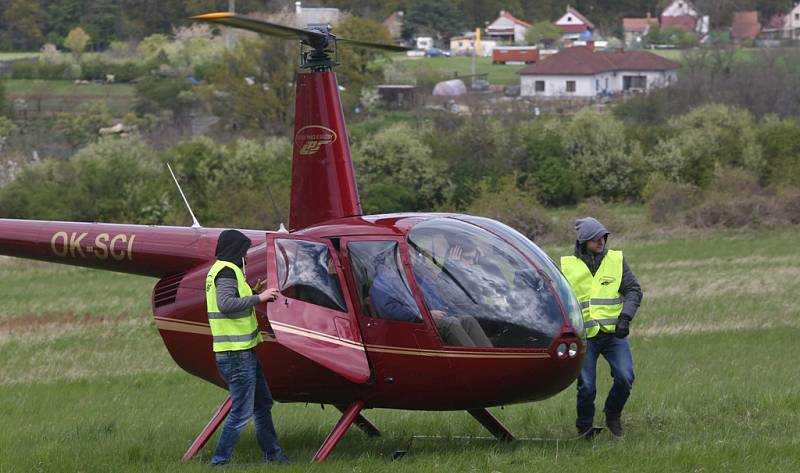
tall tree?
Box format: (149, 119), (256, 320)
(401, 0), (465, 40)
(1, 0), (46, 50)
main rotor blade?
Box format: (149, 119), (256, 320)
(193, 12), (409, 52)
(338, 37), (410, 52)
(192, 12), (327, 45)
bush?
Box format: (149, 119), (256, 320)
(354, 122), (452, 213)
(643, 175), (703, 224)
(756, 116), (800, 188)
(683, 168), (778, 229)
(561, 108), (646, 200)
(646, 104), (763, 188)
(467, 175), (552, 242)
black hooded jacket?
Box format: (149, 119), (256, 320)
(213, 230), (261, 314)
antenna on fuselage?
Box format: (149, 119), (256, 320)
(166, 163), (202, 228)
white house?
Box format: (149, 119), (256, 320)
(486, 10), (531, 44)
(294, 1), (341, 26)
(519, 46), (679, 98)
(660, 0), (699, 33)
(786, 3), (800, 39)
(555, 6), (594, 41)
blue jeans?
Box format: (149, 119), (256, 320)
(576, 332), (635, 428)
(211, 349), (284, 465)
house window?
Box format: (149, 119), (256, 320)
(595, 79), (599, 91)
(795, 13), (799, 20)
(535, 80), (545, 92)
(623, 75), (647, 90)
(566, 80), (576, 92)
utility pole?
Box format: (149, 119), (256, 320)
(226, 0), (236, 49)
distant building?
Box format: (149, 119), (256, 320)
(786, 3), (800, 40)
(519, 46), (679, 98)
(555, 6), (595, 41)
(383, 11), (404, 42)
(486, 10), (532, 44)
(731, 11), (761, 43)
(415, 36), (433, 50)
(294, 1), (341, 27)
(660, 0), (698, 33)
(450, 33), (476, 55)
(623, 13), (658, 46)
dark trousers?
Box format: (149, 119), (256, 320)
(576, 332), (635, 428)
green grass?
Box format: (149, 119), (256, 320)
(3, 79), (135, 115)
(387, 55), (526, 86)
(0, 52), (39, 61)
(1, 227), (799, 471)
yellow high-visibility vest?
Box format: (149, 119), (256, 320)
(560, 250), (624, 339)
(206, 260), (262, 352)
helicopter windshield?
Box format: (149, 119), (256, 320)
(407, 218), (581, 349)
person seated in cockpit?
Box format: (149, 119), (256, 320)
(410, 247), (492, 347)
(368, 255), (423, 323)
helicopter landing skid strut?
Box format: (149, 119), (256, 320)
(314, 400), (367, 462)
(467, 408), (516, 441)
(181, 395), (232, 463)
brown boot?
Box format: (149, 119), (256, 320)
(605, 412), (624, 438)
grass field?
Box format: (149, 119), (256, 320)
(3, 79), (135, 115)
(1, 228), (799, 472)
(0, 52), (39, 61)
(387, 55), (526, 86)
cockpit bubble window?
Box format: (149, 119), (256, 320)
(347, 241), (423, 323)
(275, 239), (346, 312)
(461, 216), (585, 339)
(408, 218), (567, 348)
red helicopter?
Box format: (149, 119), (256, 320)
(0, 13), (586, 463)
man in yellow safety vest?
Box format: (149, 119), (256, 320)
(561, 217), (642, 438)
(206, 229), (290, 466)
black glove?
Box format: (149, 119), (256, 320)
(615, 315), (632, 339)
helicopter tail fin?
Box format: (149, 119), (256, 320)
(288, 71), (362, 230)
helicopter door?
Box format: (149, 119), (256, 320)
(264, 234), (371, 384)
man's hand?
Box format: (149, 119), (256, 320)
(615, 314), (632, 339)
(447, 246), (463, 261)
(430, 310), (446, 320)
(257, 288), (280, 303)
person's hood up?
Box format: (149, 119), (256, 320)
(575, 217), (609, 244)
(215, 230), (252, 266)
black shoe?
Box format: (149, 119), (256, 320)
(577, 425), (600, 440)
(605, 413), (624, 438)
(263, 452), (292, 465)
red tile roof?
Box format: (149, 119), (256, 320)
(731, 11), (761, 40)
(519, 46), (680, 75)
(660, 15), (696, 32)
(623, 17), (659, 33)
(500, 11), (532, 28)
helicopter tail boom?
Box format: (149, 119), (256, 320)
(0, 219), (266, 278)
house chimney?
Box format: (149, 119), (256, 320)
(587, 40), (595, 51)
(295, 1), (302, 14)
(646, 11), (651, 19)
(617, 47), (625, 53)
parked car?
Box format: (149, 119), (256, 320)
(471, 79), (490, 91)
(425, 47), (452, 57)
(503, 85), (521, 97)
